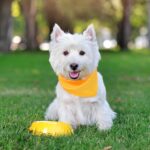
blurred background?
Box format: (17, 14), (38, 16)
(0, 0), (150, 52)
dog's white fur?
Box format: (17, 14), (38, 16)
(45, 24), (116, 130)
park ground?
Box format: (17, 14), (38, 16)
(0, 51), (150, 150)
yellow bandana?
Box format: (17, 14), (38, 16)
(58, 70), (98, 97)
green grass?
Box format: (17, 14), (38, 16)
(0, 51), (150, 150)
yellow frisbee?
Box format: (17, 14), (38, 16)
(29, 121), (73, 137)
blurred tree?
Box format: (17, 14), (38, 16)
(44, 0), (120, 38)
(117, 0), (132, 50)
(44, 0), (73, 38)
(0, 0), (13, 52)
(20, 0), (38, 50)
(59, 0), (119, 28)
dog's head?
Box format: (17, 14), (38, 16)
(49, 24), (101, 80)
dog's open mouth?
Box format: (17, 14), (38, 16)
(69, 71), (80, 79)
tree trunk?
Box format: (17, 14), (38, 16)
(0, 0), (12, 52)
(21, 0), (38, 50)
(117, 0), (132, 50)
(44, 0), (73, 40)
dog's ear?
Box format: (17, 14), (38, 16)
(83, 24), (96, 41)
(51, 24), (64, 42)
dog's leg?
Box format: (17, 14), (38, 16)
(58, 103), (78, 129)
(96, 100), (116, 130)
(45, 98), (58, 120)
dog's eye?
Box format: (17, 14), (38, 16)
(63, 50), (69, 56)
(79, 50), (85, 56)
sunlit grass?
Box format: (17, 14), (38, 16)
(0, 51), (150, 149)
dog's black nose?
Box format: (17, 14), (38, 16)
(70, 63), (78, 71)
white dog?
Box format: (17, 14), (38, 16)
(45, 24), (116, 130)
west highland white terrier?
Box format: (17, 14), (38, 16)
(45, 24), (116, 130)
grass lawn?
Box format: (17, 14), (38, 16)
(0, 51), (150, 150)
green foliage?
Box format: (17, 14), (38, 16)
(0, 51), (150, 149)
(131, 3), (147, 27)
(130, 0), (147, 39)
(12, 16), (25, 36)
(11, 0), (21, 17)
(11, 0), (25, 36)
(74, 19), (101, 33)
(36, 0), (49, 41)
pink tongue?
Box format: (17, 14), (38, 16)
(69, 72), (79, 79)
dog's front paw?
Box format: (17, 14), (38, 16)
(97, 120), (113, 131)
(45, 111), (57, 120)
(58, 118), (78, 130)
(45, 102), (58, 120)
